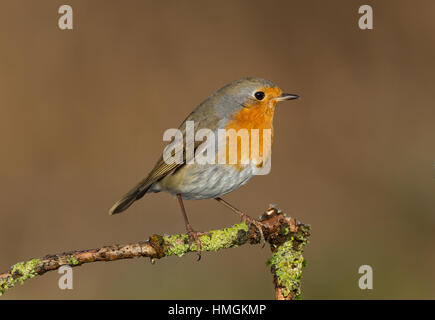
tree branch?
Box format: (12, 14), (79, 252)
(0, 206), (310, 299)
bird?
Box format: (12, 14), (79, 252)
(109, 77), (299, 259)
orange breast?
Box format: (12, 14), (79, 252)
(222, 101), (276, 169)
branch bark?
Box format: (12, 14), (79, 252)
(0, 206), (310, 299)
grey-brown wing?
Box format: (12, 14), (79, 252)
(109, 151), (182, 215)
(109, 99), (221, 215)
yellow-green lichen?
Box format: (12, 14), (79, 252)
(67, 255), (79, 266)
(163, 223), (249, 257)
(267, 240), (306, 298)
(0, 258), (42, 296)
(163, 234), (190, 257)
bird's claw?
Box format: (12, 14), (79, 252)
(240, 214), (266, 247)
(186, 226), (207, 261)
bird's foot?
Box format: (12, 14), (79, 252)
(240, 214), (267, 247)
(185, 225), (208, 261)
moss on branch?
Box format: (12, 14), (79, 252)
(0, 206), (310, 299)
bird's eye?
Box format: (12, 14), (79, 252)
(254, 91), (265, 100)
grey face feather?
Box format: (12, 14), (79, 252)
(198, 77), (277, 121)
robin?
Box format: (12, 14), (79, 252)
(109, 77), (299, 259)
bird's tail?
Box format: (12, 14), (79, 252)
(109, 180), (152, 215)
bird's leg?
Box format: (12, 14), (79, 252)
(215, 197), (266, 247)
(176, 194), (206, 260)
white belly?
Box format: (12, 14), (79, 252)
(151, 163), (257, 200)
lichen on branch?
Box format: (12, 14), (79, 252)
(0, 206), (310, 299)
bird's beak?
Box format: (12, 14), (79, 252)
(275, 93), (299, 102)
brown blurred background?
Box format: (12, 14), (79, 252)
(1, 0), (434, 299)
